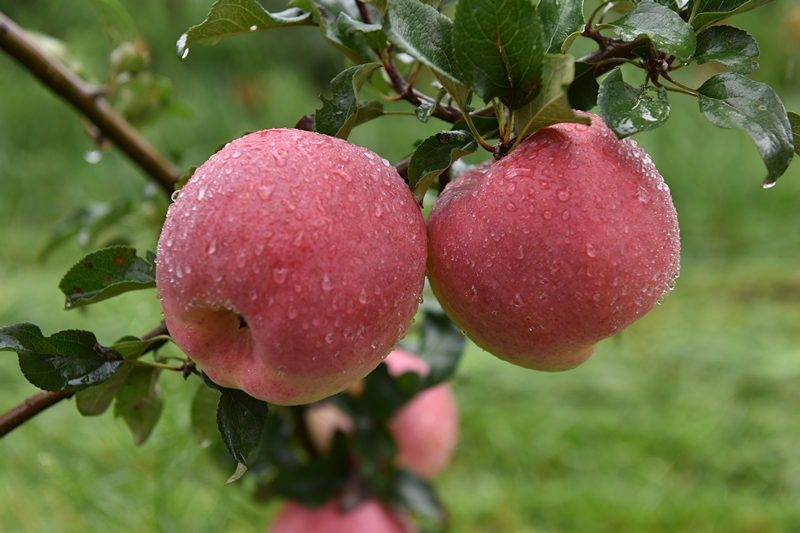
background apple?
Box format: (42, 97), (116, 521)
(156, 129), (428, 405)
(306, 349), (459, 479)
(267, 497), (416, 533)
(426, 115), (681, 371)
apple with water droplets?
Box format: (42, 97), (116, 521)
(156, 129), (427, 405)
(426, 114), (680, 371)
(267, 497), (416, 533)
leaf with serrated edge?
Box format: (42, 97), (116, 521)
(694, 25), (759, 74)
(690, 0), (772, 30)
(605, 0), (696, 60)
(539, 0), (584, 54)
(598, 69), (670, 138)
(515, 54), (590, 140)
(409, 131), (477, 202)
(697, 72), (793, 186)
(316, 63), (382, 139)
(789, 112), (800, 156)
(59, 246), (155, 309)
(452, 0), (544, 109)
(1, 323), (126, 392)
(384, 0), (465, 90)
(110, 335), (170, 360)
(177, 0), (312, 57)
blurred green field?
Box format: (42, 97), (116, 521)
(2, 1), (800, 532)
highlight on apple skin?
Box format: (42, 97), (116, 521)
(267, 497), (417, 533)
(426, 114), (681, 371)
(306, 349), (459, 479)
(155, 128), (427, 405)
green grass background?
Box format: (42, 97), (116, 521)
(2, 1), (800, 531)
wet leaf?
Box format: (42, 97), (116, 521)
(697, 72), (794, 186)
(690, 0), (772, 30)
(1, 323), (126, 393)
(789, 112), (800, 156)
(75, 362), (134, 416)
(539, 0), (584, 54)
(598, 69), (670, 138)
(605, 0), (696, 60)
(177, 0), (313, 58)
(59, 246), (156, 309)
(316, 63), (382, 139)
(408, 130), (477, 202)
(217, 386), (270, 467)
(694, 25), (759, 74)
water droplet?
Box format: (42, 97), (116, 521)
(197, 186), (207, 200)
(177, 33), (189, 59)
(586, 243), (597, 257)
(561, 210), (570, 221)
(504, 201), (517, 212)
(358, 288), (368, 304)
(512, 293), (524, 307)
(542, 211), (553, 220)
(321, 273), (333, 292)
(84, 150), (102, 164)
(557, 189), (570, 202)
(231, 150), (242, 159)
(258, 183), (275, 200)
(170, 189), (181, 202)
(272, 268), (288, 284)
(758, 104), (767, 111)
(325, 332), (334, 344)
(516, 245), (525, 259)
(287, 306), (298, 319)
(249, 24), (258, 31)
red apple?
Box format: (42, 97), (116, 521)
(426, 115), (680, 371)
(156, 129), (427, 405)
(306, 349), (459, 479)
(267, 498), (416, 533)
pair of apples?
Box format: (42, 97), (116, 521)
(155, 116), (680, 406)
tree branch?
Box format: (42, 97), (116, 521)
(0, 321), (170, 438)
(0, 11), (182, 195)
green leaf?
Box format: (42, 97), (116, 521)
(114, 366), (163, 445)
(408, 130), (477, 202)
(191, 383), (222, 447)
(90, 0), (137, 48)
(567, 61), (599, 111)
(109, 334), (169, 360)
(217, 386), (270, 467)
(316, 63), (382, 139)
(690, 0), (773, 30)
(414, 309), (466, 388)
(514, 54), (591, 140)
(1, 323), (126, 393)
(75, 362), (134, 416)
(598, 69), (670, 138)
(177, 0), (313, 58)
(789, 112), (800, 156)
(694, 25), (759, 74)
(59, 246), (156, 309)
(452, 0), (544, 109)
(384, 0), (466, 95)
(539, 0), (584, 54)
(606, 0), (696, 60)
(697, 72), (794, 187)
(292, 0), (383, 62)
(387, 469), (445, 523)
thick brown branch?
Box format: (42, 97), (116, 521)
(0, 321), (170, 438)
(0, 12), (181, 195)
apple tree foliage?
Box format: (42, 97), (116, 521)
(1, 0), (799, 530)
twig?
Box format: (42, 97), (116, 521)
(0, 12), (182, 195)
(0, 321), (170, 438)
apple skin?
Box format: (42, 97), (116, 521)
(306, 349), (459, 479)
(156, 129), (427, 405)
(268, 498), (416, 533)
(426, 115), (680, 371)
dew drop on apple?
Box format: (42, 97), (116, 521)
(557, 189), (570, 202)
(321, 273), (333, 292)
(272, 267), (288, 284)
(586, 243), (597, 257)
(542, 210), (553, 220)
(324, 332), (334, 344)
(287, 306), (298, 319)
